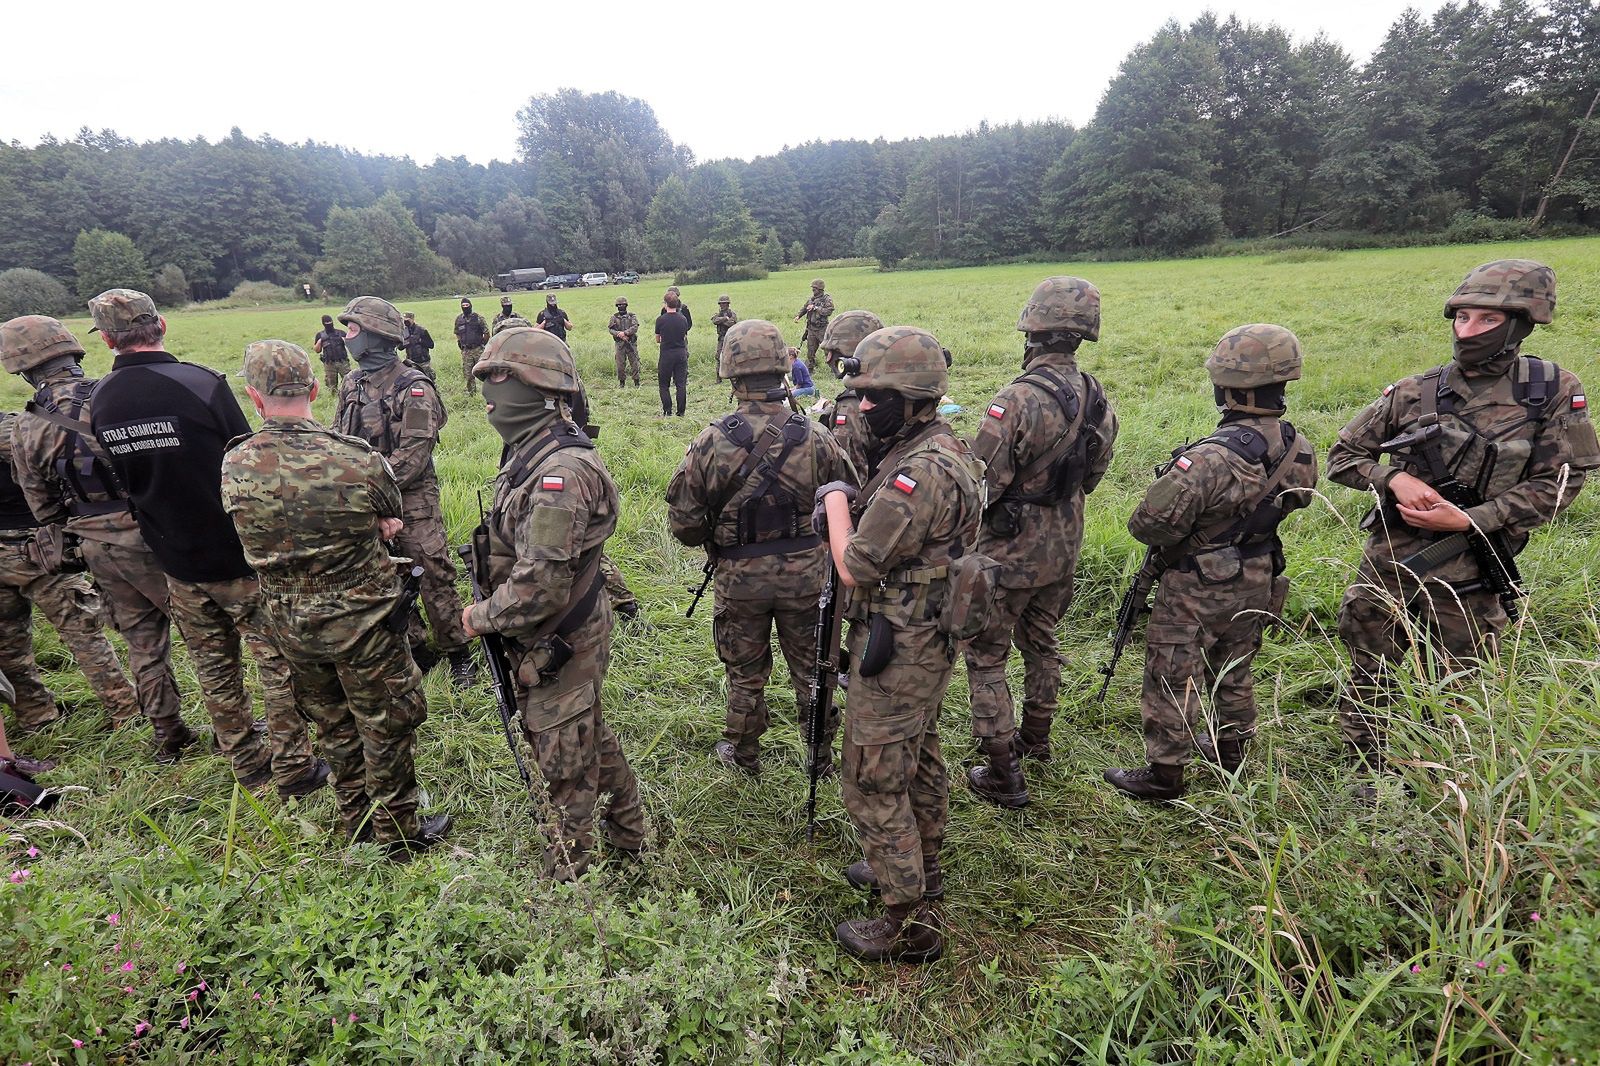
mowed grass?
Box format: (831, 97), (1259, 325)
(4, 239), (1600, 1063)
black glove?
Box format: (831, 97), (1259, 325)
(811, 481), (857, 537)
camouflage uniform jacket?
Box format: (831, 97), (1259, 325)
(666, 400), (855, 602)
(221, 416), (403, 654)
(1328, 355), (1598, 580)
(843, 421), (983, 626)
(971, 353), (1118, 589)
(802, 293), (835, 335)
(455, 311), (489, 350)
(492, 310), (520, 333)
(11, 368), (144, 548)
(823, 388), (870, 479)
(334, 358), (445, 518)
(608, 312), (640, 344)
(711, 307), (739, 338)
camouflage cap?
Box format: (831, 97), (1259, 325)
(615, 296), (628, 307)
(1, 315), (86, 374)
(819, 309), (883, 361)
(491, 315), (533, 335)
(717, 295), (731, 304)
(338, 296), (405, 342)
(811, 278), (825, 290)
(87, 288), (159, 335)
(473, 326), (577, 392)
(1444, 259), (1555, 324)
(1017, 276), (1100, 340)
(242, 340), (316, 397)
(845, 326), (948, 400)
(546, 293), (558, 303)
(1205, 324), (1303, 388)
(501, 295), (513, 304)
(403, 311), (416, 320)
(719, 319), (789, 378)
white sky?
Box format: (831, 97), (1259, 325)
(3, 0), (1440, 166)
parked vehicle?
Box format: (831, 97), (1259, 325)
(581, 272), (610, 286)
(613, 271), (640, 284)
(493, 267), (547, 291)
(540, 273), (583, 289)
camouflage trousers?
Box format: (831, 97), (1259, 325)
(80, 538), (185, 733)
(712, 589), (819, 760)
(803, 329), (825, 368)
(0, 537), (139, 729)
(841, 616), (953, 909)
(396, 500), (469, 656)
(1336, 545), (1506, 757)
(514, 605), (645, 880)
(166, 574), (316, 787)
(461, 346), (484, 395)
(600, 554), (637, 615)
(963, 572), (1075, 743)
(613, 342), (640, 385)
(1139, 558), (1285, 767)
(323, 359), (350, 393)
(262, 595), (424, 843)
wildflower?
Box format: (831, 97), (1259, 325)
(1497, 965), (1507, 974)
(176, 962), (186, 974)
(179, 1018), (190, 1030)
(95, 1027), (103, 1036)
(9, 869), (30, 883)
(122, 986), (133, 994)
(72, 1038), (83, 1048)
(121, 961), (135, 972)
(197, 980), (207, 992)
(134, 1021), (150, 1037)
(186, 990), (198, 1001)
(26, 846), (39, 858)
(1411, 964), (1421, 974)
(60, 964), (72, 972)
(251, 992), (261, 1001)
(107, 913), (120, 926)
(1531, 911), (1542, 922)
(1474, 960), (1487, 969)
(348, 1012), (358, 1023)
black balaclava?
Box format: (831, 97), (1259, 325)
(1022, 330), (1082, 370)
(1214, 383), (1287, 422)
(23, 355), (84, 388)
(346, 328), (399, 372)
(1452, 314), (1534, 377)
(862, 391), (937, 471)
(321, 314), (335, 332)
(732, 372), (787, 403)
(461, 300), (473, 314)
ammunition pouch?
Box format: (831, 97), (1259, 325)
(938, 552), (1002, 641)
(25, 524), (86, 575)
(859, 612), (896, 678)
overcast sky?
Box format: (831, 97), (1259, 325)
(4, 0), (1441, 166)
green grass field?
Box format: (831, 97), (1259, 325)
(5, 240), (1600, 1064)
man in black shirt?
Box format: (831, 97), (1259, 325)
(313, 314), (350, 392)
(536, 294), (573, 341)
(399, 312), (436, 381)
(655, 293), (691, 417)
(88, 289), (327, 797)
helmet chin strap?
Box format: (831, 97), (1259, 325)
(1214, 385), (1286, 416)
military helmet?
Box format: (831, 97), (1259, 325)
(491, 315), (533, 335)
(811, 278), (825, 291)
(615, 296), (628, 307)
(1444, 259), (1555, 324)
(845, 326), (948, 400)
(337, 296), (405, 343)
(1205, 324), (1303, 387)
(473, 326), (577, 393)
(819, 309), (883, 360)
(0, 315), (86, 374)
(1016, 276), (1100, 341)
(719, 319), (789, 378)
(717, 295), (731, 305)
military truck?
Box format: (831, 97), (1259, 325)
(493, 267), (548, 292)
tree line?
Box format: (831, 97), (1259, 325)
(1, 0), (1595, 308)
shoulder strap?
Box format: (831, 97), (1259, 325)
(997, 368), (1089, 502)
(707, 412), (800, 523)
(1188, 423), (1302, 551)
(1202, 423), (1272, 466)
(1513, 356), (1560, 421)
(492, 424), (596, 527)
(1418, 365), (1448, 421)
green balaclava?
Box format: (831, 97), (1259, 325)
(482, 374), (561, 445)
(1452, 314), (1534, 377)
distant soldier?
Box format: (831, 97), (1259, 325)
(793, 278), (835, 369)
(223, 340), (450, 854)
(608, 297), (640, 387)
(964, 278), (1118, 808)
(1105, 324), (1317, 801)
(313, 314), (350, 392)
(815, 310), (882, 477)
(1329, 260), (1598, 793)
(663, 286), (693, 331)
(399, 312), (436, 382)
(4, 315), (193, 760)
(815, 326), (983, 964)
(86, 289), (326, 796)
(710, 296), (738, 364)
(462, 326), (646, 879)
(492, 296), (518, 333)
(667, 320), (855, 775)
(453, 297), (490, 397)
(536, 293), (573, 342)
(335, 296), (476, 688)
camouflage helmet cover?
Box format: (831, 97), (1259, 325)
(845, 326), (949, 400)
(337, 295), (405, 342)
(1205, 323), (1303, 387)
(1443, 259), (1555, 324)
(717, 294), (731, 304)
(719, 319), (789, 378)
(1016, 276), (1100, 340)
(473, 326), (578, 393)
(0, 314), (86, 373)
(242, 339), (315, 396)
(811, 278), (825, 290)
(819, 309), (884, 360)
(491, 315), (533, 335)
(615, 296), (628, 307)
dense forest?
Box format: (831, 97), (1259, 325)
(1, 0), (1596, 304)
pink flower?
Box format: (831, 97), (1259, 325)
(347, 1012), (357, 1023)
(120, 961), (135, 972)
(133, 1021), (150, 1037)
(122, 986), (134, 994)
(330, 1018), (337, 1030)
(60, 963), (72, 972)
(1474, 960), (1487, 969)
(1411, 964), (1421, 974)
(197, 980), (207, 992)
(1497, 965), (1507, 974)
(175, 962), (186, 974)
(26, 846), (39, 858)
(1531, 911), (1542, 922)
(106, 913), (120, 926)
(8, 869), (30, 883)
(71, 1039), (83, 1049)
(186, 990), (198, 1001)
(251, 992), (261, 1001)
(179, 1018), (190, 1030)
(95, 1027), (103, 1036)
(113, 942), (120, 953)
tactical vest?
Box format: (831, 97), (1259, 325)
(335, 366), (439, 455)
(984, 367), (1107, 535)
(26, 380), (132, 518)
(1401, 357), (1560, 504)
(457, 314), (487, 347)
(319, 330), (348, 361)
(709, 410), (820, 559)
(541, 310), (568, 339)
(402, 326), (430, 363)
(1170, 421), (1310, 569)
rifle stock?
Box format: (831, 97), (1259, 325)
(805, 562), (845, 841)
(685, 554), (717, 617)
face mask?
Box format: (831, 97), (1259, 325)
(863, 396), (908, 440)
(1452, 316), (1531, 371)
(346, 329), (397, 372)
(23, 355), (84, 387)
(461, 302), (472, 314)
(482, 374), (558, 445)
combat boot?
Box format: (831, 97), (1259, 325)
(278, 758), (332, 800)
(152, 720), (198, 765)
(386, 813), (452, 862)
(447, 648), (478, 689)
(410, 642), (441, 676)
(1016, 712), (1053, 762)
(843, 855), (945, 901)
(836, 901), (944, 964)
(713, 740), (761, 776)
(966, 735), (1031, 809)
(1194, 731), (1247, 775)
(1103, 762), (1185, 802)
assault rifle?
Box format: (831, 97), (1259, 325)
(1095, 546), (1165, 703)
(805, 561), (845, 840)
(456, 495), (534, 790)
(382, 555), (426, 635)
(1380, 421), (1525, 621)
(685, 553), (717, 618)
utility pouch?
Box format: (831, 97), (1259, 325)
(383, 562), (425, 634)
(533, 634), (575, 687)
(1191, 546), (1244, 585)
(859, 613), (896, 678)
(26, 524), (86, 575)
(939, 553), (1002, 641)
(983, 498), (1022, 538)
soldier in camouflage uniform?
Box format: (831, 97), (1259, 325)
(454, 298), (490, 397)
(313, 314), (351, 392)
(666, 320), (855, 775)
(608, 297), (640, 387)
(965, 279), (1118, 807)
(223, 340), (450, 852)
(815, 326), (983, 964)
(816, 310), (882, 478)
(710, 296), (738, 365)
(3, 315), (195, 760)
(1329, 260), (1598, 788)
(335, 296), (476, 688)
(462, 326), (645, 879)
(793, 279), (835, 369)
(1105, 324), (1319, 801)
(492, 296), (518, 333)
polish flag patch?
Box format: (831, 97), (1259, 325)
(892, 473), (918, 495)
(835, 413), (848, 425)
(1573, 394), (1587, 410)
(987, 402), (1007, 419)
(1175, 456), (1194, 472)
(1383, 383), (1395, 397)
(410, 386), (427, 396)
(540, 475), (565, 491)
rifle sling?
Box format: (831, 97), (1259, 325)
(1173, 429), (1301, 560)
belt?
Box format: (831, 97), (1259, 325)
(259, 568), (388, 595)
